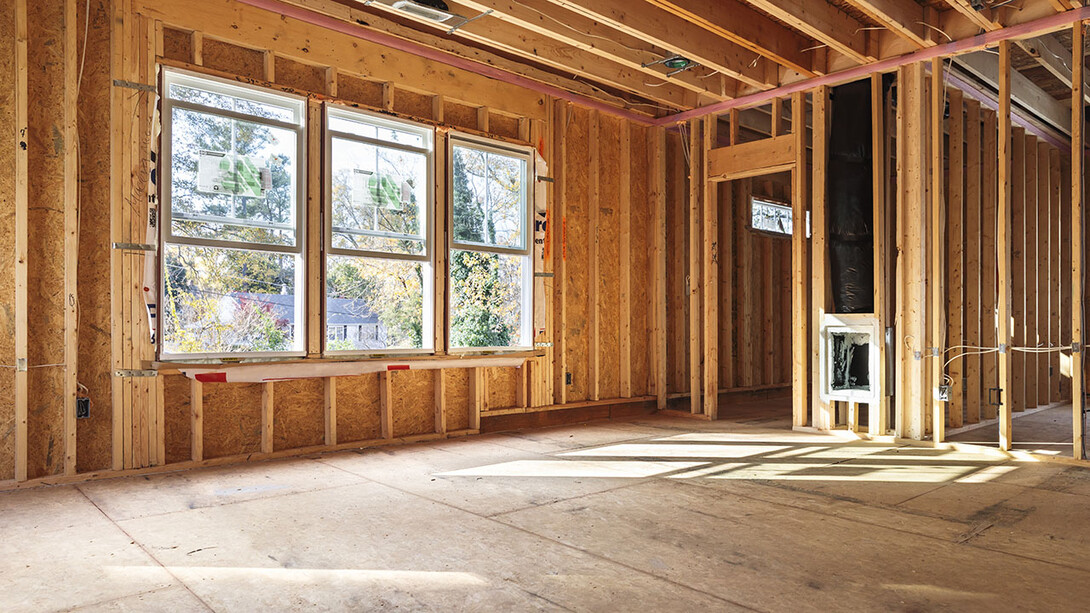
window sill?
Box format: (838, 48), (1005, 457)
(153, 349), (544, 374)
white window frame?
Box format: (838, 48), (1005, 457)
(324, 104), (435, 356)
(446, 132), (534, 352)
(160, 68), (308, 360)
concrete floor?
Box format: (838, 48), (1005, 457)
(947, 404), (1078, 457)
(4, 399), (1090, 612)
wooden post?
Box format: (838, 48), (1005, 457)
(931, 59), (946, 445)
(325, 377), (337, 445)
(468, 368), (482, 431)
(997, 40), (1014, 451)
(946, 88), (965, 430)
(1037, 140), (1051, 407)
(651, 127), (668, 410)
(433, 370), (446, 434)
(1050, 147), (1063, 403)
(688, 118), (703, 414)
(190, 379), (203, 462)
(589, 112), (600, 402)
(791, 91), (809, 427)
(379, 371), (392, 439)
(812, 86), (833, 430)
(871, 74), (890, 436)
(553, 102), (568, 406)
(619, 123), (633, 399)
(1012, 130), (1027, 415)
(1024, 133), (1037, 411)
(981, 109), (999, 421)
(62, 0), (78, 476)
(703, 116), (719, 419)
(12, 0), (29, 482)
(1072, 21), (1085, 460)
(964, 100), (983, 424)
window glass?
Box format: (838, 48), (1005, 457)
(751, 198), (793, 236)
(163, 244), (299, 354)
(449, 250), (527, 348)
(451, 144), (527, 250)
(329, 136), (427, 255)
(326, 255), (427, 351)
(328, 114), (426, 148)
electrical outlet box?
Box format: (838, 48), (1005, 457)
(565, 372), (573, 385)
(937, 385), (951, 402)
(76, 397), (91, 419)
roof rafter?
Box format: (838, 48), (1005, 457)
(839, 0), (932, 48)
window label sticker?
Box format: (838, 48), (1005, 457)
(197, 150), (270, 199)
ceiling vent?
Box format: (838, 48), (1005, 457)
(391, 0), (458, 23)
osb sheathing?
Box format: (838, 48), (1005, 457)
(597, 115), (621, 401)
(202, 382), (262, 459)
(273, 378), (324, 451)
(335, 374), (382, 443)
(26, 0), (70, 479)
(486, 367), (517, 410)
(393, 88), (433, 121)
(162, 374), (191, 464)
(76, 0), (114, 473)
(630, 124), (652, 396)
(390, 369), (435, 437)
(665, 131), (690, 394)
(275, 57), (327, 96)
(443, 101), (478, 132)
(202, 38), (263, 80)
(443, 369), (471, 431)
(0, 0), (17, 480)
(336, 73), (385, 109)
(564, 105), (590, 402)
(161, 26), (192, 63)
(489, 113), (520, 141)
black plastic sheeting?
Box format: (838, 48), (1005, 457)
(827, 78), (890, 313)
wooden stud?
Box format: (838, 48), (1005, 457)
(1050, 147), (1063, 402)
(1072, 20), (1085, 460)
(13, 0), (28, 481)
(619, 123), (632, 398)
(703, 116), (719, 418)
(964, 99), (983, 424)
(589, 111), (600, 402)
(1011, 130), (1027, 415)
(379, 371), (392, 439)
(1025, 133), (1038, 410)
(382, 82), (394, 111)
(263, 50), (275, 81)
(307, 99), (323, 357)
(325, 66), (337, 97)
(651, 127), (668, 410)
(433, 370), (446, 434)
(931, 59), (946, 445)
(997, 40), (1014, 451)
(981, 109), (999, 421)
(812, 86), (833, 430)
(554, 102), (567, 406)
(477, 106), (489, 133)
(1037, 140), (1051, 407)
(324, 377), (337, 445)
(871, 74), (890, 435)
(261, 382), (274, 454)
(719, 132), (734, 392)
(433, 130), (447, 355)
(791, 91), (809, 427)
(515, 364), (528, 409)
(468, 368), (482, 430)
(191, 30), (203, 65)
(190, 379), (203, 462)
(946, 88), (965, 429)
(688, 118), (703, 414)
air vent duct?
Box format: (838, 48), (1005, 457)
(392, 0), (457, 23)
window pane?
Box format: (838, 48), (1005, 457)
(163, 244), (300, 354)
(167, 82), (300, 124)
(449, 250), (526, 348)
(169, 107), (299, 246)
(451, 144), (526, 250)
(330, 136), (426, 255)
(751, 199), (793, 235)
(328, 114), (426, 148)
(326, 255), (427, 351)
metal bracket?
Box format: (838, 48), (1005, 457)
(988, 387), (1003, 407)
(536, 176), (555, 183)
(114, 369), (158, 378)
(928, 347), (941, 357)
(535, 342), (554, 348)
(913, 350), (922, 360)
(998, 343), (1008, 354)
(447, 9), (492, 34)
(112, 242), (157, 252)
(534, 272), (554, 278)
(1074, 342), (1082, 354)
(112, 79), (157, 93)
(15, 358), (27, 372)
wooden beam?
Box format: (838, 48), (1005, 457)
(324, 377), (337, 445)
(63, 0), (78, 476)
(619, 125), (632, 399)
(468, 368), (482, 430)
(931, 58), (946, 445)
(952, 51), (1070, 138)
(190, 379), (203, 462)
(261, 382), (274, 453)
(981, 109), (999, 421)
(1038, 140), (1052, 407)
(651, 127), (668, 410)
(707, 135), (796, 181)
(642, 0), (815, 76)
(965, 99), (983, 424)
(543, 0), (778, 89)
(872, 74), (890, 435)
(1012, 129), (1027, 414)
(791, 91), (809, 427)
(1073, 20), (1085, 460)
(553, 102), (568, 405)
(12, 0), (28, 482)
(589, 112), (600, 402)
(745, 0), (873, 65)
(842, 0), (931, 48)
(1050, 147), (1063, 403)
(433, 370), (446, 434)
(703, 116), (719, 419)
(1020, 35), (1090, 105)
(688, 118), (703, 414)
(1023, 133), (1038, 410)
(379, 371), (392, 439)
(946, 88), (965, 429)
(812, 86), (833, 431)
(997, 40), (1014, 451)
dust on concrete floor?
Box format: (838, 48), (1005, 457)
(947, 403), (1078, 457)
(3, 402), (1090, 612)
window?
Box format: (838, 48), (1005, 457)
(750, 196), (809, 238)
(161, 69), (307, 358)
(447, 134), (533, 350)
(325, 106), (434, 354)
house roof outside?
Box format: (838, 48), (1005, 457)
(232, 292), (380, 326)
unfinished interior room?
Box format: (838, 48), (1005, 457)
(6, 0), (1090, 610)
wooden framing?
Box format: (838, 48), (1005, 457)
(1024, 133), (1037, 411)
(871, 73), (890, 436)
(12, 0), (29, 482)
(651, 127), (668, 410)
(1012, 129), (1027, 415)
(964, 99), (983, 424)
(1073, 21), (1085, 461)
(931, 58), (946, 445)
(997, 40), (1014, 451)
(811, 86), (833, 431)
(791, 91), (809, 428)
(688, 118), (703, 415)
(707, 135), (795, 181)
(946, 88), (965, 430)
(702, 116), (719, 418)
(1037, 140), (1051, 407)
(981, 109), (999, 421)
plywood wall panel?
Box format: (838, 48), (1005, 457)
(335, 374), (382, 443)
(163, 374), (191, 465)
(273, 378), (324, 451)
(201, 38), (263, 80)
(393, 88), (434, 121)
(336, 73), (384, 108)
(161, 26), (192, 63)
(664, 131), (689, 394)
(202, 382), (262, 459)
(489, 113), (520, 141)
(390, 369), (435, 438)
(630, 124), (652, 397)
(274, 56), (326, 94)
(444, 101), (479, 132)
(443, 369), (472, 431)
(597, 115), (621, 401)
(564, 106), (590, 402)
(485, 367), (517, 410)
